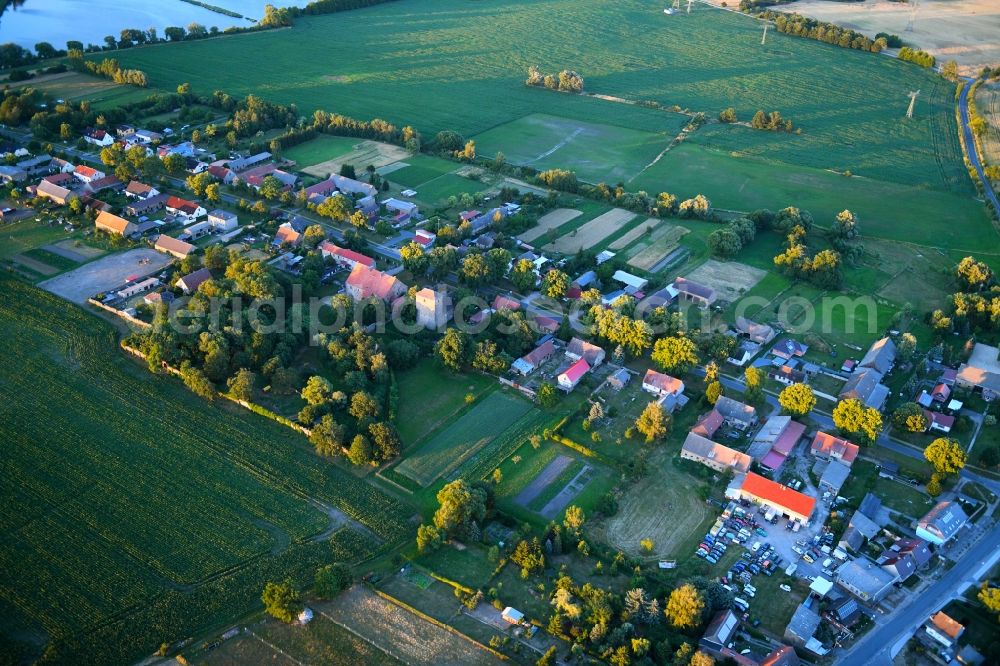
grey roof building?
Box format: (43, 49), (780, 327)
(819, 460), (852, 494)
(784, 602), (821, 646)
(840, 368), (889, 410)
(835, 558), (897, 603)
(916, 501), (969, 545)
(858, 336), (896, 374)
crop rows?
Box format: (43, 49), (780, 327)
(0, 279), (411, 662)
(457, 408), (557, 483)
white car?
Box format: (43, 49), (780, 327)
(779, 584), (792, 592)
(751, 541), (762, 552)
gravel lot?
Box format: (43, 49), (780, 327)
(39, 249), (172, 304)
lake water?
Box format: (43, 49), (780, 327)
(0, 0), (300, 51)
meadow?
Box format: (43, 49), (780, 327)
(108, 0), (993, 244)
(0, 279), (409, 664)
(283, 134), (362, 168)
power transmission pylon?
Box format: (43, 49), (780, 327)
(686, 0), (693, 14)
(761, 22), (770, 45)
(906, 90), (920, 118)
(672, 0), (680, 10)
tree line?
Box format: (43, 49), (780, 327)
(745, 7), (888, 54)
(526, 66), (585, 93)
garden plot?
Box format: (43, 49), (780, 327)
(683, 259), (767, 302)
(301, 140), (410, 178)
(609, 218), (659, 250)
(544, 208), (635, 254)
(519, 208), (582, 243)
(514, 455), (574, 507)
(625, 224), (691, 272)
(539, 464), (594, 519)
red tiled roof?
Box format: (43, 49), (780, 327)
(771, 419), (806, 455)
(811, 431), (860, 463)
(643, 369), (683, 394)
(739, 472), (816, 518)
(929, 612), (964, 639)
(321, 242), (375, 268)
(560, 358), (590, 384)
(692, 409), (725, 438)
(493, 295), (520, 311)
(345, 264), (404, 301)
(166, 195), (196, 211)
(75, 165), (100, 178)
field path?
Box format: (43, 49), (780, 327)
(526, 127), (584, 163)
(514, 455), (573, 507)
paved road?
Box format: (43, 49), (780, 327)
(958, 79), (1000, 217)
(837, 520), (1000, 666)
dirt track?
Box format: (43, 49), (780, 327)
(39, 249), (172, 303)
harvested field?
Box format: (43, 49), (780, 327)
(626, 224), (690, 272)
(976, 82), (1000, 168)
(609, 218), (659, 250)
(544, 208), (635, 254)
(514, 454), (573, 507)
(684, 259), (767, 302)
(752, 0), (1000, 76)
(519, 208), (582, 243)
(301, 140), (410, 178)
(323, 586), (502, 666)
(38, 249), (173, 303)
(600, 454), (713, 559)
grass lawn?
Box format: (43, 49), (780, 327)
(750, 574), (809, 637)
(111, 0), (992, 250)
(872, 478), (934, 519)
(395, 390), (534, 486)
(283, 135), (362, 167)
(0, 218), (76, 260)
(395, 362), (494, 447)
(416, 543), (498, 590)
(386, 154), (460, 188)
(411, 173), (488, 205)
(21, 247), (80, 271)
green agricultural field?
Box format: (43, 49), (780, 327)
(111, 0), (993, 246)
(630, 142), (994, 250)
(0, 218), (75, 260)
(410, 173), (486, 205)
(473, 113), (681, 184)
(394, 390), (534, 487)
(283, 135), (362, 167)
(0, 278), (408, 664)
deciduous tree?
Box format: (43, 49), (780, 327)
(665, 584), (704, 629)
(262, 579), (301, 624)
(832, 397), (883, 444)
(635, 401), (669, 443)
(924, 437), (967, 476)
(778, 383), (815, 417)
(651, 335), (699, 374)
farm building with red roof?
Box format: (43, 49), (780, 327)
(727, 472), (816, 523)
(558, 358), (590, 392)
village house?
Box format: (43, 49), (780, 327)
(154, 235), (195, 260)
(784, 602), (822, 649)
(735, 316), (776, 345)
(916, 501), (969, 545)
(16, 154), (54, 176)
(565, 337), (605, 367)
(839, 493), (883, 552)
(772, 338), (809, 360)
(165, 196), (207, 220)
(226, 151), (271, 172)
(920, 611), (965, 662)
(532, 315), (560, 336)
(839, 368), (889, 411)
(381, 198), (419, 225)
(176, 267), (212, 294)
(319, 241), (375, 270)
(415, 287), (452, 331)
(810, 432), (860, 466)
(413, 228), (436, 248)
(877, 538), (932, 583)
(125, 193), (168, 217)
(157, 142), (196, 159)
(94, 211), (136, 236)
(680, 432), (752, 474)
(692, 409), (725, 438)
(642, 369), (685, 398)
(924, 409), (955, 434)
(72, 165), (105, 185)
(344, 264), (407, 303)
(612, 269), (648, 292)
(273, 222), (303, 247)
(607, 368), (631, 391)
(0, 165), (26, 183)
(956, 342), (1000, 400)
(83, 128), (114, 147)
(116, 277), (160, 300)
(858, 336), (896, 374)
(835, 557), (896, 603)
(725, 472), (816, 523)
(35, 179), (78, 205)
(144, 290), (175, 306)
(673, 276), (717, 308)
(208, 164), (236, 184)
(557, 358), (590, 392)
(746, 415), (806, 475)
(819, 460), (851, 495)
(713, 396), (758, 431)
(330, 173), (378, 197)
(512, 339), (555, 376)
(493, 295), (520, 312)
(125, 180), (159, 199)
(207, 209), (238, 232)
(85, 175), (123, 194)
(50, 157), (75, 174)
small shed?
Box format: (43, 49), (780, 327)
(501, 607), (524, 625)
